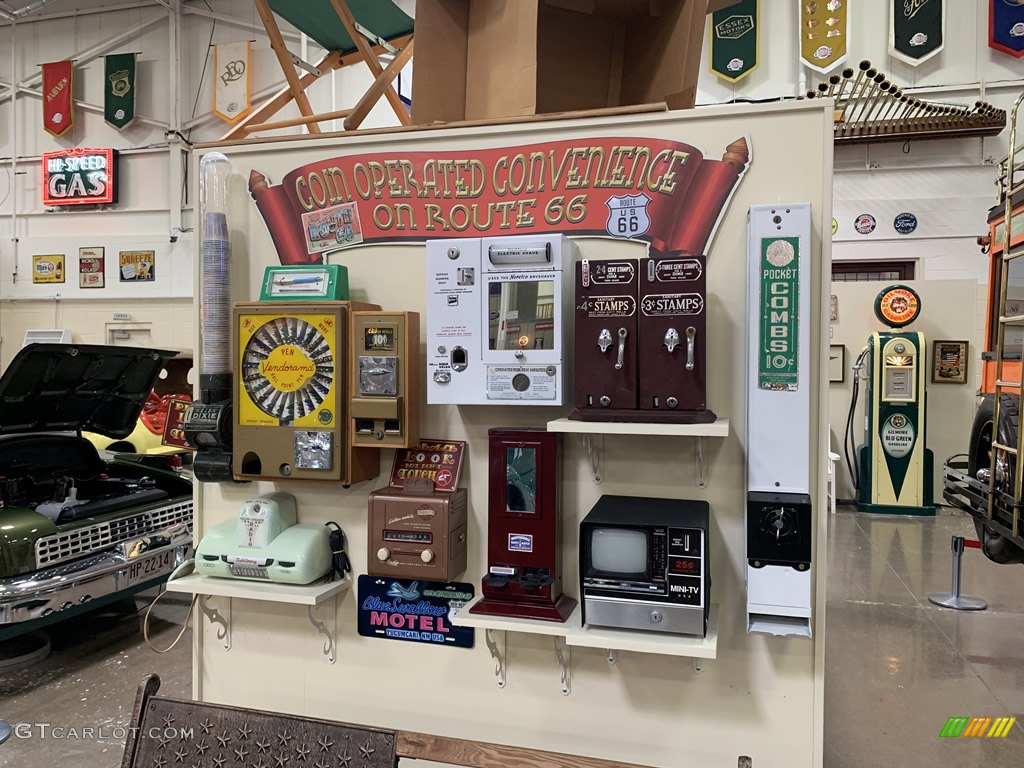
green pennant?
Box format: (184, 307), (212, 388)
(890, 0), (944, 65)
(710, 0), (759, 83)
(104, 53), (136, 131)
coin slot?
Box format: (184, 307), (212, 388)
(451, 346), (468, 371)
(356, 419), (375, 434)
(384, 419), (401, 434)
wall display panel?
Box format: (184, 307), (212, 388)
(193, 101), (832, 768)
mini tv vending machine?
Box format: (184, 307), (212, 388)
(745, 203), (813, 638)
(855, 285), (934, 515)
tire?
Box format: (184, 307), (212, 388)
(967, 393), (1024, 565)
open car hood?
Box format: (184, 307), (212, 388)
(0, 344), (178, 438)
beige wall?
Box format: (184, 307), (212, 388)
(193, 101), (833, 768)
(828, 281), (979, 501)
(0, 298), (194, 371)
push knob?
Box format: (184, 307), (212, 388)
(376, 547), (390, 562)
(420, 549), (435, 564)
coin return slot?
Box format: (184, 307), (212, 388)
(384, 419), (401, 434)
(356, 419), (375, 434)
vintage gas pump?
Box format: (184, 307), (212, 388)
(855, 285), (934, 515)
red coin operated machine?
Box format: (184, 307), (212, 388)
(469, 428), (575, 622)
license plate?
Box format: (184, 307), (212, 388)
(124, 550), (174, 588)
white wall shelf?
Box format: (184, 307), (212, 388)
(546, 417), (730, 438)
(546, 418), (729, 487)
(166, 574), (349, 663)
(451, 596), (718, 694)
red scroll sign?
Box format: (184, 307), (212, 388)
(248, 136), (750, 265)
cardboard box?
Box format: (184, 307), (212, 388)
(411, 0), (737, 124)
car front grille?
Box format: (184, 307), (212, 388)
(34, 500), (193, 569)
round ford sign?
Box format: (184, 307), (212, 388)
(894, 212), (918, 235)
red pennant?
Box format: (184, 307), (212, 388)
(42, 61), (74, 138)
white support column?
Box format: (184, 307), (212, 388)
(167, 0), (183, 241)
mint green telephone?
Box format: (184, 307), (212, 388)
(195, 492), (333, 584)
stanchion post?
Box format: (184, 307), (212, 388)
(928, 535), (988, 611)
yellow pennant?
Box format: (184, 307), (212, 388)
(800, 0), (849, 74)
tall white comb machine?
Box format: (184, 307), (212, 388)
(745, 203), (814, 638)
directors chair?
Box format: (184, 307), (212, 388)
(227, 0), (413, 140)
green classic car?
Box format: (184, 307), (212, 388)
(0, 344), (194, 641)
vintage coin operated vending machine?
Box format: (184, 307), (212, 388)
(855, 285), (934, 515)
(426, 235), (575, 406)
(349, 310), (421, 449)
(745, 203), (814, 638)
(368, 477), (468, 582)
(232, 297), (382, 486)
(470, 428), (576, 622)
(572, 255), (714, 423)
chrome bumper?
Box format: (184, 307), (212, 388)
(0, 524), (192, 625)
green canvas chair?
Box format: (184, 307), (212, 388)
(226, 0), (414, 139)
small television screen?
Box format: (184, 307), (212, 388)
(590, 527), (647, 577)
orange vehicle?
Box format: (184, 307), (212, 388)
(945, 93), (1024, 564)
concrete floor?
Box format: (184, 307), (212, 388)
(1, 507), (1022, 767)
(0, 589), (192, 768)
(825, 507), (1024, 767)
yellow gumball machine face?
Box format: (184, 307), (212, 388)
(238, 313), (337, 428)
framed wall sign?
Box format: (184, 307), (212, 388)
(829, 344), (846, 383)
(32, 254), (65, 284)
(932, 340), (968, 384)
(41, 148), (117, 206)
(119, 250), (155, 281)
(78, 246), (105, 288)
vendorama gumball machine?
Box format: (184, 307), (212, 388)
(469, 428), (576, 622)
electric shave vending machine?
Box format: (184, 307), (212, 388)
(426, 235), (575, 406)
(856, 285), (934, 515)
(745, 203), (813, 638)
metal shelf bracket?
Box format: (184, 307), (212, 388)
(554, 636), (571, 695)
(581, 434), (604, 483)
(696, 436), (708, 488)
(308, 599), (337, 664)
(485, 628), (506, 688)
(198, 595), (230, 650)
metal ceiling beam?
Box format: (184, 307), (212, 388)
(17, 12), (166, 88)
(182, 3), (304, 44)
(0, 1), (162, 26)
(0, 78), (169, 129)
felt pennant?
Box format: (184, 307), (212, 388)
(800, 0), (849, 74)
(104, 53), (137, 130)
(710, 0), (759, 83)
(890, 0), (944, 65)
(990, 0), (1024, 58)
(213, 41), (252, 123)
(41, 60), (74, 138)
